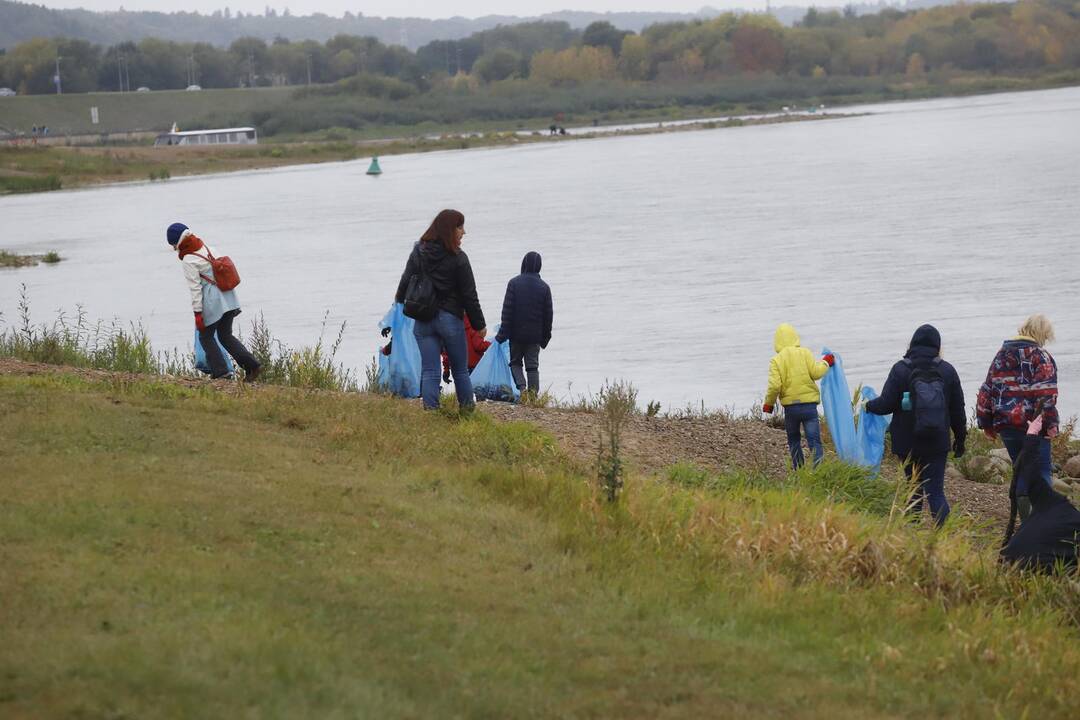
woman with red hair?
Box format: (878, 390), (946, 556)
(395, 209), (487, 411)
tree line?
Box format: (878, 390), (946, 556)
(2, 1), (1079, 96)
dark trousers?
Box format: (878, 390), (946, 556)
(509, 341), (541, 394)
(199, 309), (259, 379)
(902, 450), (950, 527)
(1000, 428), (1053, 496)
(784, 402), (823, 469)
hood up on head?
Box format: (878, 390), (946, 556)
(521, 251), (542, 274)
(908, 324), (942, 353)
(773, 323), (800, 353)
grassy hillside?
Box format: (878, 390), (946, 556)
(2, 367), (1080, 718)
(0, 86), (294, 136)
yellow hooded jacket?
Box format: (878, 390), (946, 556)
(764, 324), (830, 407)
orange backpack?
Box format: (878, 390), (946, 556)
(189, 247), (241, 291)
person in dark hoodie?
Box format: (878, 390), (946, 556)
(495, 252), (553, 398)
(1000, 412), (1080, 572)
(394, 209), (486, 412)
(865, 324), (967, 526)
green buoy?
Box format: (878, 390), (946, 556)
(366, 157), (382, 176)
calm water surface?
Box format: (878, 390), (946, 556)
(3, 86), (1079, 416)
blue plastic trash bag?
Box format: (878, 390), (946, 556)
(471, 328), (519, 403)
(194, 330), (234, 375)
(377, 303), (421, 398)
(819, 346), (858, 464)
(856, 386), (890, 476)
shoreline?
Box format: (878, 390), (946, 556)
(4, 78), (1079, 196)
(0, 111), (850, 195)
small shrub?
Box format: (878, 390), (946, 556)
(645, 400), (661, 418)
(241, 311), (355, 391)
(596, 379), (637, 503)
(42, 251), (61, 264)
(361, 355), (389, 395)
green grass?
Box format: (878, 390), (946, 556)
(0, 86), (295, 136)
(0, 250), (63, 267)
(0, 287), (357, 390)
(0, 173), (61, 194)
(2, 370), (1080, 717)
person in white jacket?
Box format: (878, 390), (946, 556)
(167, 222), (260, 381)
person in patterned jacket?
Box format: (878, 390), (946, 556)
(977, 314), (1058, 520)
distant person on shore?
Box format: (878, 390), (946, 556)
(865, 324), (967, 527)
(442, 315), (489, 384)
(394, 209), (486, 412)
(976, 314), (1059, 521)
(495, 251), (552, 399)
(762, 323), (834, 469)
(166, 222), (261, 382)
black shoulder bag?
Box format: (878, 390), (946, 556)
(403, 246), (438, 321)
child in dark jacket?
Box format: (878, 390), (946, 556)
(441, 315), (490, 383)
(1000, 413), (1080, 572)
(495, 251), (553, 397)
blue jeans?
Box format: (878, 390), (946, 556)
(904, 450), (949, 527)
(1000, 428), (1052, 496)
(784, 402), (823, 469)
(413, 310), (474, 410)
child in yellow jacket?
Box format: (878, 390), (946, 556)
(763, 323), (834, 468)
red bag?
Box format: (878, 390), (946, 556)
(189, 247), (241, 291)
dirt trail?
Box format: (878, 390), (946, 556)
(0, 358), (1009, 524)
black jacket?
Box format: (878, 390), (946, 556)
(866, 329), (966, 458)
(395, 241), (485, 331)
(496, 252), (553, 347)
(1000, 434), (1080, 572)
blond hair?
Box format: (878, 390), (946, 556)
(1018, 314), (1055, 346)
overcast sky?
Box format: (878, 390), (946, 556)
(37, 1), (778, 18)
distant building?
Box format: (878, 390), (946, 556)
(154, 127), (257, 147)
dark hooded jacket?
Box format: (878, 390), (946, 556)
(395, 240), (485, 331)
(1000, 433), (1080, 572)
(496, 252), (553, 347)
(865, 324), (967, 458)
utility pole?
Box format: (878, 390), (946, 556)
(118, 52), (124, 92)
(306, 53), (312, 85)
(54, 56), (62, 95)
(248, 49), (255, 88)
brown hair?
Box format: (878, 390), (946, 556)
(420, 209), (465, 254)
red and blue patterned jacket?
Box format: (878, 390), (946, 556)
(976, 338), (1058, 434)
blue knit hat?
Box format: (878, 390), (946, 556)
(166, 222), (189, 246)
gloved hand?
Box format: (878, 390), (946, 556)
(952, 437), (965, 458)
(762, 403), (774, 414)
(381, 326), (391, 338)
(442, 369), (451, 385)
(822, 353), (835, 367)
(194, 312), (205, 331)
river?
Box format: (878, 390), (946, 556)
(3, 86), (1079, 417)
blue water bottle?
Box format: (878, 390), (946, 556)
(901, 391), (912, 411)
